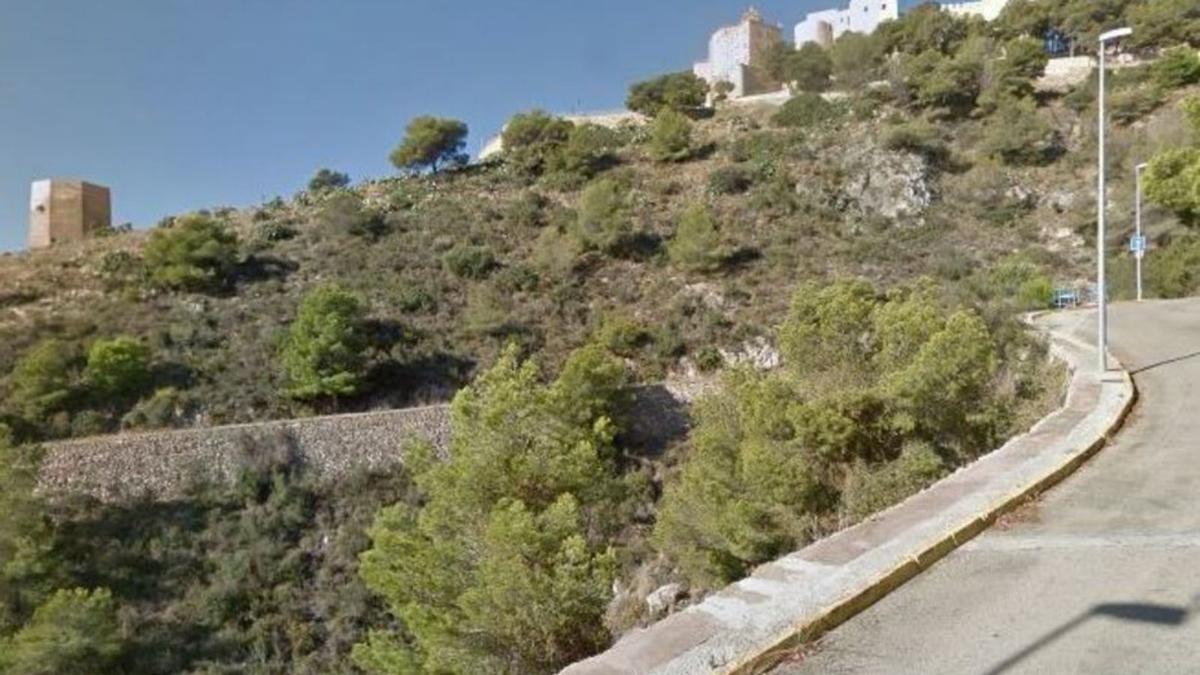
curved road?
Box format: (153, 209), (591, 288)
(777, 299), (1200, 675)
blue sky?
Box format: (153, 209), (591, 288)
(0, 1), (919, 252)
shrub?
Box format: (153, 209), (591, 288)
(143, 214), (238, 292)
(708, 165), (754, 195)
(1143, 147), (1200, 224)
(97, 250), (145, 290)
(389, 116), (468, 173)
(550, 124), (618, 180)
(830, 32), (883, 89)
(317, 192), (390, 239)
(6, 339), (78, 423)
(574, 179), (631, 253)
(772, 93), (836, 128)
(307, 168), (350, 193)
(594, 313), (649, 357)
(668, 204), (724, 272)
(1147, 234), (1200, 297)
(355, 345), (628, 673)
(881, 120), (948, 163)
(442, 244), (498, 280)
(394, 283), (436, 313)
(626, 71), (707, 115)
(463, 283), (517, 336)
(1129, 0), (1200, 50)
(501, 110), (574, 177)
(531, 226), (582, 278)
(121, 387), (195, 430)
(841, 441), (946, 521)
(647, 108), (694, 162)
(1152, 46), (1200, 89)
(979, 97), (1062, 166)
(768, 42), (833, 92)
(506, 191), (548, 228)
(280, 285), (369, 400)
(84, 337), (151, 404)
(0, 588), (122, 674)
(1108, 85), (1165, 126)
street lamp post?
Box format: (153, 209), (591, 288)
(1097, 26), (1132, 375)
(1135, 162), (1148, 302)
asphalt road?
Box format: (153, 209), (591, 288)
(775, 299), (1200, 675)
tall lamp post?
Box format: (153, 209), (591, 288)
(1097, 26), (1132, 375)
(1135, 162), (1148, 302)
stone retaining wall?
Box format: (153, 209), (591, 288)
(39, 384), (691, 502)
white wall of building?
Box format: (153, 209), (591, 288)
(694, 22), (753, 96)
(942, 0), (1010, 21)
(795, 0), (898, 46)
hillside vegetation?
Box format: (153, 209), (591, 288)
(2, 1), (1199, 673)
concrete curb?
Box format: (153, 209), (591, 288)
(563, 310), (1136, 675)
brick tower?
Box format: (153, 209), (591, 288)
(28, 179), (112, 249)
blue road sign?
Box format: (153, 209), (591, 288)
(1130, 235), (1147, 254)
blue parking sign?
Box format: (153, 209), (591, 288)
(1130, 235), (1147, 253)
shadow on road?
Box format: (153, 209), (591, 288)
(1131, 350), (1200, 375)
(982, 601), (1192, 675)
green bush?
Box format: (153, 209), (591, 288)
(307, 168), (351, 193)
(841, 442), (946, 521)
(830, 31), (883, 89)
(502, 110), (574, 177)
(771, 93), (836, 128)
(656, 280), (1007, 588)
(648, 108), (694, 162)
(881, 120), (948, 163)
(0, 588), (122, 674)
(1129, 0), (1200, 50)
(84, 337), (151, 405)
(1108, 85), (1165, 126)
(1147, 233), (1200, 297)
(626, 71), (707, 115)
(506, 191), (548, 228)
(442, 244), (498, 280)
(668, 204), (724, 272)
(979, 97), (1062, 166)
(355, 345), (629, 673)
(317, 192), (390, 239)
(767, 42), (833, 93)
(6, 340), (78, 424)
(280, 285), (369, 400)
(1143, 147), (1200, 225)
(1152, 46), (1200, 89)
(708, 165), (753, 195)
(574, 178), (631, 253)
(389, 116), (469, 173)
(143, 214), (238, 292)
(550, 124), (618, 180)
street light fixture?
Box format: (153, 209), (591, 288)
(1096, 26), (1132, 375)
(1135, 161), (1149, 302)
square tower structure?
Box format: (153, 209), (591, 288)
(28, 179), (111, 249)
(693, 8), (784, 98)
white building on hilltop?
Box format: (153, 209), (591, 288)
(941, 0), (1011, 22)
(693, 8), (784, 98)
(794, 0), (898, 47)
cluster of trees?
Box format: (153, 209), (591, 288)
(993, 0), (1200, 50)
(2, 336), (155, 441)
(354, 343), (638, 673)
(654, 280), (1016, 587)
